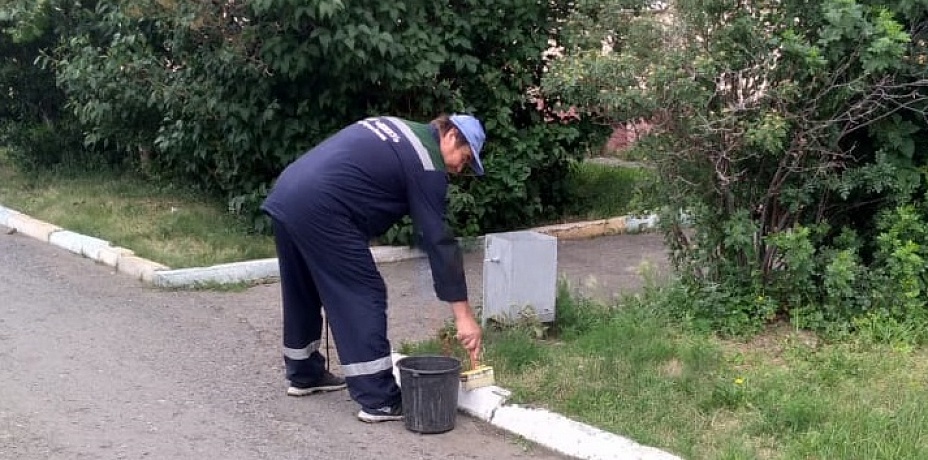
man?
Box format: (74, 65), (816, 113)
(261, 114), (485, 422)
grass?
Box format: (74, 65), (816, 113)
(0, 151), (276, 268)
(562, 161), (655, 221)
(401, 282), (928, 460)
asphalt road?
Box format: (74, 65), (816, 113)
(0, 226), (575, 460)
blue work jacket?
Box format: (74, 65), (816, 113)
(262, 117), (468, 302)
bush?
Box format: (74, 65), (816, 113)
(0, 1), (88, 171)
(13, 0), (606, 237)
(542, 0), (928, 341)
(1, 120), (92, 171)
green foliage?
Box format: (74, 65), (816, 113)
(0, 0), (87, 170)
(4, 0), (606, 238)
(1, 118), (106, 171)
(0, 3), (57, 123)
(867, 205), (928, 337)
(562, 162), (656, 220)
(552, 280), (612, 339)
(485, 327), (550, 374)
(51, 2), (164, 165)
(543, 0), (928, 340)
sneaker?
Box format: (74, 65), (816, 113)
(357, 404), (403, 423)
(286, 371), (347, 396)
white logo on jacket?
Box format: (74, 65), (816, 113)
(358, 118), (401, 143)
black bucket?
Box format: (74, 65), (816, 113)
(396, 356), (462, 434)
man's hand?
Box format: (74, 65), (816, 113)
(450, 301), (482, 366)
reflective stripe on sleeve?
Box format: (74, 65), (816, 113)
(340, 355), (394, 377)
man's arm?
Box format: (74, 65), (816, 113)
(408, 172), (467, 302)
(407, 172), (481, 359)
(451, 300), (482, 365)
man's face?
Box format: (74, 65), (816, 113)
(440, 129), (473, 175)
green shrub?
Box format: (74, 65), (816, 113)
(542, 0), (928, 341)
(1, 120), (94, 171)
(9, 0), (606, 238)
(0, 1), (91, 172)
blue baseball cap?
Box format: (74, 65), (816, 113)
(449, 114), (486, 176)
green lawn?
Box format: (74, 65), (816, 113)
(0, 152), (276, 268)
(402, 283), (928, 460)
(563, 161), (656, 221)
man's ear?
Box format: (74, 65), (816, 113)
(445, 128), (465, 149)
(451, 128), (465, 145)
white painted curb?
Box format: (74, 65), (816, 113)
(153, 258), (280, 288)
(6, 213), (61, 242)
(390, 353), (680, 460)
(370, 245), (425, 263)
(49, 230), (112, 260)
(370, 236), (485, 263)
(117, 255), (169, 282)
(0, 204), (20, 228)
(493, 406), (681, 460)
(98, 246), (135, 268)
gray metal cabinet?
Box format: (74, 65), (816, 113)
(482, 231), (557, 325)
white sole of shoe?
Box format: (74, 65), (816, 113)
(286, 384), (347, 396)
(356, 411), (403, 423)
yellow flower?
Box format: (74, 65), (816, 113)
(734, 377), (745, 385)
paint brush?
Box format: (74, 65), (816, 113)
(460, 357), (495, 391)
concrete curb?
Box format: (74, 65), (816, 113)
(98, 246), (136, 268)
(153, 258), (281, 288)
(1, 204), (171, 283)
(534, 215), (660, 239)
(390, 353), (680, 460)
(370, 245), (426, 263)
(117, 255), (170, 283)
(491, 406), (681, 460)
(0, 205), (21, 228)
(49, 230), (112, 260)
(368, 214), (663, 265)
(7, 213), (61, 242)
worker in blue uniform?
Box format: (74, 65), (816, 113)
(261, 114), (485, 422)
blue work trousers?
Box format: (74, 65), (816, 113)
(271, 216), (401, 410)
